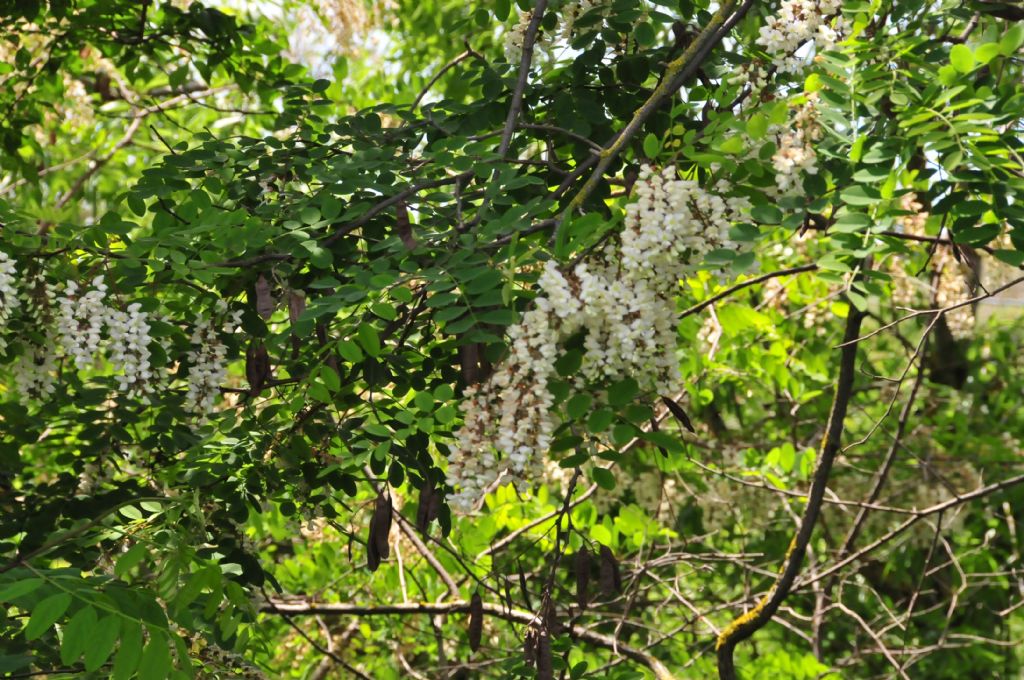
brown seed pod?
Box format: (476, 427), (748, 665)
(467, 592), (483, 652)
(574, 547), (591, 610)
(416, 484), (434, 534)
(255, 273), (275, 320)
(245, 341), (271, 394)
(395, 202), (417, 250)
(598, 545), (622, 596)
(371, 493), (392, 560)
(523, 627), (538, 667)
(426, 489), (442, 524)
(287, 290), (306, 323)
(535, 631), (553, 680)
(661, 396), (696, 433)
(366, 514), (381, 572)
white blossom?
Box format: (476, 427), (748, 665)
(447, 166), (751, 512)
(184, 301), (241, 421)
(771, 97), (822, 193)
(54, 275), (109, 370)
(0, 251), (19, 354)
(755, 0), (846, 74)
(504, 11), (532, 63)
(106, 302), (154, 399)
(12, 344), (58, 400)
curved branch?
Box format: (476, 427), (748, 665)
(715, 302), (867, 679)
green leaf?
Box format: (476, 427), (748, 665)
(586, 408), (614, 433)
(24, 592), (72, 641)
(478, 308), (517, 325)
(336, 339), (364, 363)
(566, 393), (593, 419)
(138, 630), (172, 680)
(127, 193), (147, 217)
(115, 544), (148, 579)
(60, 605), (97, 665)
(949, 44), (975, 73)
(0, 578), (44, 602)
(113, 622), (144, 680)
(319, 365), (341, 391)
(592, 467), (616, 491)
(300, 205), (321, 224)
(642, 133), (660, 159)
(1000, 24), (1024, 56)
(554, 349), (583, 377)
(751, 203), (783, 224)
(607, 378), (639, 406)
(717, 135), (745, 155)
(414, 391), (435, 412)
(634, 21), (656, 46)
(746, 114), (768, 139)
(355, 323), (381, 357)
(85, 616), (122, 672)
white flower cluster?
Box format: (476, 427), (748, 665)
(771, 97), (822, 193)
(55, 276), (108, 370)
(504, 2), (607, 63)
(504, 11), (535, 63)
(184, 301), (242, 420)
(12, 345), (58, 400)
(0, 252), (19, 354)
(756, 0), (846, 74)
(447, 166), (750, 512)
(106, 302), (154, 399)
(448, 305), (562, 511)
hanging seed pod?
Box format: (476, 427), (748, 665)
(662, 396), (696, 433)
(366, 514), (381, 572)
(288, 291), (306, 359)
(255, 273), (275, 319)
(416, 484), (433, 534)
(287, 290), (306, 323)
(598, 545), (622, 596)
(574, 547), (591, 610)
(523, 627), (539, 667)
(415, 484), (442, 535)
(395, 202), (417, 250)
(467, 592), (483, 652)
(535, 631), (553, 680)
(427, 489), (442, 525)
(245, 341), (271, 394)
(371, 493), (392, 561)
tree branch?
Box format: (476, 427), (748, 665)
(261, 598), (676, 679)
(715, 301), (867, 679)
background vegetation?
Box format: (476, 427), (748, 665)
(1, 0), (1024, 678)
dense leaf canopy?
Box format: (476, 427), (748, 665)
(1, 0), (1024, 678)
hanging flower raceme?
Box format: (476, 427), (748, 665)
(184, 301), (242, 422)
(106, 302), (154, 400)
(54, 275), (109, 370)
(756, 0), (846, 74)
(0, 252), (19, 354)
(12, 345), (58, 400)
(771, 96), (823, 193)
(446, 166), (751, 512)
